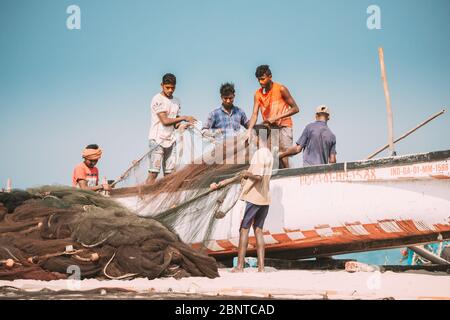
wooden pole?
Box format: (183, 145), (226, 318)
(378, 47), (396, 156)
(366, 108), (447, 159)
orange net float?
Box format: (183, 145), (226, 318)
(2, 259), (15, 269)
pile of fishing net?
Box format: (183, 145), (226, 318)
(0, 187), (219, 281)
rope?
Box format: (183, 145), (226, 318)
(2, 247), (20, 261)
(111, 141), (163, 188)
(28, 249), (85, 264)
(80, 230), (117, 248)
(43, 195), (61, 201)
(103, 252), (139, 280)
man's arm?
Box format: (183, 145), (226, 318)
(266, 86), (300, 124)
(279, 144), (302, 159)
(241, 111), (250, 129)
(328, 140), (337, 163)
(280, 126), (308, 159)
(209, 169), (262, 191)
(247, 95), (260, 131)
(210, 174), (242, 190)
(201, 111), (214, 131)
(77, 179), (110, 192)
(157, 112), (196, 127)
(239, 170), (264, 195)
(201, 111), (220, 137)
(329, 153), (337, 164)
(240, 170), (262, 181)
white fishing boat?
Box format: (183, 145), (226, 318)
(111, 149), (450, 261)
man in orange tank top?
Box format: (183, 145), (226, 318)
(247, 65), (300, 168)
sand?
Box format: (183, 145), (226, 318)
(1, 268), (449, 300)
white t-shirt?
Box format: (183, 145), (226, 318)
(148, 93), (181, 148)
(240, 147), (274, 205)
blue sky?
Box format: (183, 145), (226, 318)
(1, 0), (449, 188)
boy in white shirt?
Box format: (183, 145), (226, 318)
(146, 73), (196, 184)
(211, 124), (274, 272)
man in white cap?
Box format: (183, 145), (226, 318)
(279, 105), (336, 166)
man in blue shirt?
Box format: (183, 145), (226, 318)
(202, 83), (249, 137)
(279, 105), (336, 166)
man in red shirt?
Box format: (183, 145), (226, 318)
(72, 144), (111, 192)
(247, 65), (300, 169)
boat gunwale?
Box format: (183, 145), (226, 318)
(259, 149), (450, 181)
(111, 149), (450, 197)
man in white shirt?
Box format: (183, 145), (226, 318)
(211, 124), (274, 272)
(146, 73), (196, 184)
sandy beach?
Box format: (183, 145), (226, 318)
(1, 268), (449, 300)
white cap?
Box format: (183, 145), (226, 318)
(316, 105), (331, 117)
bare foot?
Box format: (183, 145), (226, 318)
(231, 267), (244, 273)
(258, 267), (265, 272)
